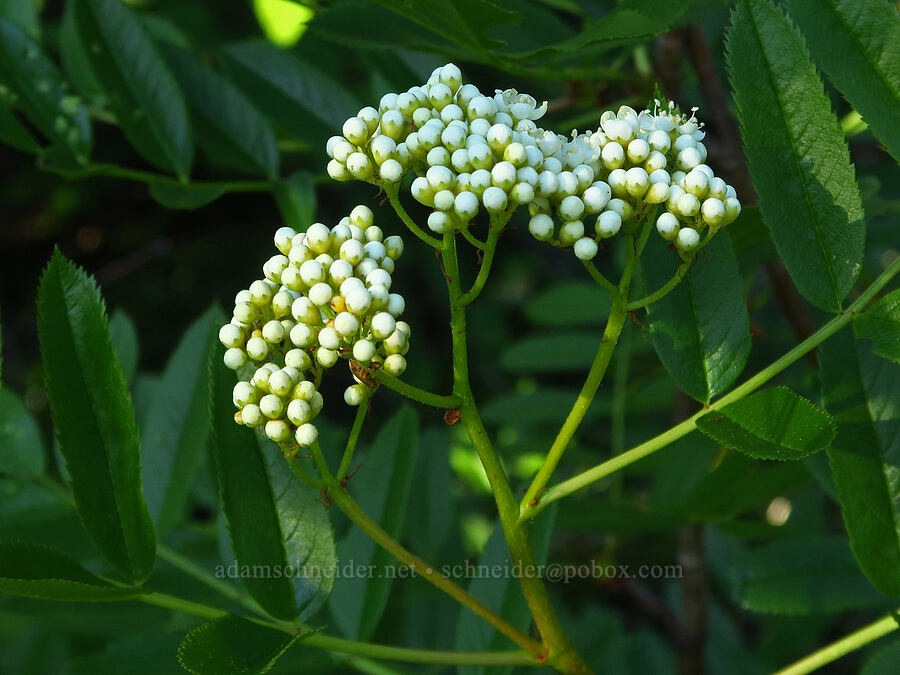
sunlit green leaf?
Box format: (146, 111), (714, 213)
(854, 288), (900, 365)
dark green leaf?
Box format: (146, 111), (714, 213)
(72, 0), (193, 178)
(142, 306), (222, 535)
(500, 332), (602, 373)
(731, 535), (890, 614)
(0, 541), (142, 601)
(159, 44), (279, 178)
(374, 0), (519, 55)
(177, 615), (299, 675)
(222, 40), (358, 143)
(523, 281), (612, 326)
(697, 387), (836, 460)
(0, 478), (70, 528)
(148, 181), (227, 210)
(0, 388), (45, 479)
(854, 288), (900, 365)
(329, 406), (418, 640)
(59, 0), (102, 98)
(640, 233), (751, 403)
(71, 633), (183, 675)
(726, 0), (865, 312)
(0, 18), (91, 160)
(37, 250), (155, 582)
(862, 639), (900, 675)
(785, 0), (900, 164)
(406, 428), (454, 559)
(273, 171), (316, 230)
(0, 104), (38, 152)
(727, 205), (777, 275)
(821, 331), (900, 596)
(0, 0), (39, 39)
(558, 500), (686, 534)
(108, 309), (138, 385)
(455, 506), (556, 673)
(211, 354), (336, 621)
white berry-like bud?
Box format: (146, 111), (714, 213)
(504, 142), (527, 167)
(370, 311), (396, 339)
(645, 150), (667, 173)
(517, 166), (539, 186)
(290, 323), (318, 348)
(677, 192), (701, 218)
(348, 205), (374, 230)
(677, 147), (702, 171)
(556, 171), (579, 198)
(379, 158), (403, 183)
(262, 320), (285, 344)
(345, 286), (373, 315)
(266, 420), (290, 443)
(607, 169), (628, 198)
(252, 366), (273, 391)
(677, 227), (701, 251)
(510, 182), (534, 204)
(583, 182), (612, 213)
(224, 347), (247, 370)
(232, 381), (257, 408)
(246, 336), (269, 362)
(309, 390), (324, 416)
(674, 133), (696, 152)
(342, 116), (368, 145)
(626, 138), (651, 164)
(293, 380), (316, 401)
(316, 347), (339, 368)
(656, 211), (679, 240)
(287, 398), (312, 426)
(346, 152), (372, 180)
(363, 241), (386, 263)
(701, 198), (726, 227)
(249, 280), (275, 306)
(559, 220), (585, 246)
(486, 124), (513, 152)
(647, 129), (671, 153)
(573, 237), (599, 260)
(453, 191), (479, 220)
(274, 227), (296, 255)
(427, 211), (454, 233)
(684, 169), (709, 198)
(359, 107), (380, 132)
(427, 146), (451, 168)
(241, 404), (263, 428)
(596, 211), (622, 238)
(433, 189), (455, 211)
(380, 109), (405, 140)
(482, 186), (508, 212)
(624, 167), (649, 198)
(529, 214), (554, 241)
(284, 348), (312, 372)
(559, 195), (585, 221)
(386, 293), (405, 318)
(645, 181), (671, 204)
(490, 161), (516, 190)
(425, 165), (454, 192)
(307, 282), (332, 307)
(333, 311), (359, 337)
(353, 338), (376, 363)
(267, 370), (293, 397)
(344, 384), (368, 406)
(383, 354), (407, 376)
(219, 324), (243, 349)
(260, 394), (284, 419)
(296, 423), (318, 447)
(536, 170), (558, 198)
(601, 142), (625, 169)
(382, 235), (403, 260)
(724, 197), (742, 224)
(304, 223), (330, 253)
(317, 326), (340, 350)
(339, 239), (366, 266)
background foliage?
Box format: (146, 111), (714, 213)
(1, 0), (899, 673)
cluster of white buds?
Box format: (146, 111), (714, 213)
(326, 65), (741, 262)
(218, 206), (412, 446)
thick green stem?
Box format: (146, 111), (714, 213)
(583, 260), (619, 298)
(461, 215), (506, 307)
(775, 610), (899, 675)
(442, 233), (591, 674)
(371, 368), (461, 408)
(520, 255), (900, 520)
(138, 590), (535, 666)
(384, 184), (444, 250)
(627, 255), (693, 311)
(298, 445), (542, 657)
(519, 223), (649, 515)
(337, 400), (370, 482)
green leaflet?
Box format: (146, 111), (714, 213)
(328, 406), (418, 640)
(177, 615), (300, 675)
(0, 388), (45, 479)
(854, 288), (900, 365)
(0, 18), (92, 160)
(108, 309), (138, 385)
(730, 535), (891, 614)
(0, 541), (143, 602)
(210, 354), (336, 621)
(697, 387), (836, 461)
(726, 0), (865, 312)
(141, 305), (222, 535)
(786, 0), (900, 164)
(640, 233), (751, 404)
(37, 250), (155, 583)
(71, 0), (193, 178)
(821, 331), (900, 596)
(500, 332), (606, 373)
(147, 181), (227, 210)
(523, 280), (611, 326)
(223, 40), (358, 143)
(159, 44), (279, 179)
(455, 506), (556, 675)
(0, 104), (39, 152)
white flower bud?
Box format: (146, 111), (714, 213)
(224, 347), (246, 370)
(517, 166), (539, 186)
(356, 258), (379, 278)
(219, 324), (244, 349)
(583, 182), (612, 213)
(366, 268), (392, 290)
(482, 186), (508, 212)
(370, 135), (396, 165)
(241, 404), (263, 428)
(370, 311), (396, 339)
(467, 95), (497, 121)
(627, 138), (651, 164)
(380, 109), (405, 140)
(339, 239), (366, 266)
(676, 147), (702, 171)
(676, 192), (701, 217)
(645, 150), (667, 173)
(346, 152), (373, 179)
(290, 323), (318, 348)
(684, 169), (709, 198)
(286, 398), (311, 426)
(316, 347), (339, 368)
(440, 103), (464, 124)
(387, 293), (405, 317)
(342, 116), (368, 145)
(285, 348), (312, 371)
(701, 198), (726, 227)
(536, 170), (558, 198)
(504, 142), (527, 167)
(383, 354), (407, 376)
(353, 338), (376, 363)
(596, 211), (622, 238)
(490, 161), (516, 190)
(426, 146), (451, 168)
(384, 329), (408, 354)
(468, 143), (493, 170)
(262, 320), (285, 344)
(363, 241), (386, 263)
(707, 176), (728, 200)
(426, 166), (454, 192)
(723, 197), (742, 224)
(260, 394), (284, 419)
(601, 141), (625, 169)
(293, 380), (316, 401)
(454, 191), (480, 220)
(510, 182), (534, 204)
(529, 214), (554, 241)
(350, 205), (374, 229)
(295, 423), (318, 447)
(274, 227), (296, 255)
(677, 227), (701, 251)
(647, 129), (671, 153)
(266, 420), (290, 443)
(556, 171), (579, 198)
(487, 124), (513, 152)
(249, 280), (275, 306)
(607, 169), (628, 198)
(357, 106), (379, 132)
(469, 169), (492, 196)
(428, 211), (454, 233)
(674, 134), (696, 152)
(345, 286), (373, 315)
(305, 283), (331, 308)
(304, 223), (331, 254)
(450, 148), (471, 173)
(573, 237), (599, 260)
(433, 189), (455, 211)
(656, 211), (680, 240)
(344, 384), (368, 406)
(379, 158), (403, 183)
(625, 167), (649, 198)
(233, 382), (257, 409)
(317, 326), (340, 350)
(268, 370), (293, 397)
(559, 220), (585, 246)
(645, 181), (671, 204)
(559, 195), (585, 221)
(429, 82), (453, 109)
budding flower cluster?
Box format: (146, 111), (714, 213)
(218, 206), (412, 446)
(326, 64), (740, 262)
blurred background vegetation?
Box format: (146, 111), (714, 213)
(1, 0), (899, 672)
